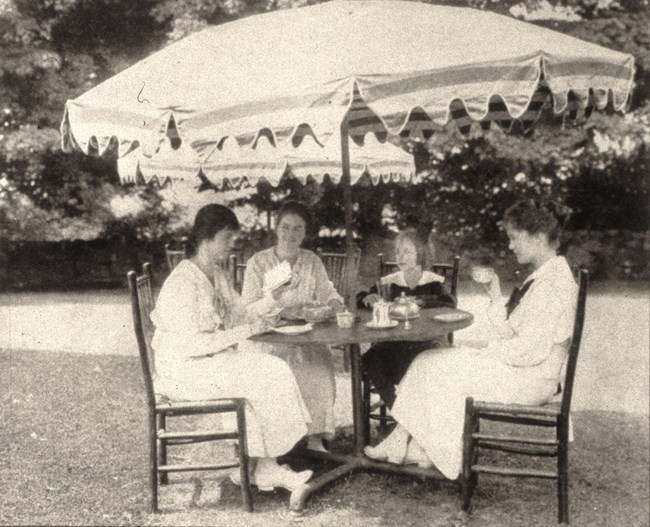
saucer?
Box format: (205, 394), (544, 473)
(433, 312), (472, 323)
(271, 324), (313, 335)
(365, 320), (399, 329)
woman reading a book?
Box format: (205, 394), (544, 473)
(242, 200), (344, 452)
(151, 204), (314, 491)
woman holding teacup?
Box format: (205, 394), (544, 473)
(242, 200), (344, 452)
(364, 200), (577, 479)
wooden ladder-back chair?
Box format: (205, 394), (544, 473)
(363, 255), (461, 440)
(318, 248), (362, 372)
(128, 264), (253, 513)
(164, 242), (187, 273)
(229, 254), (247, 294)
(319, 248), (362, 307)
(461, 269), (589, 526)
(378, 253), (461, 299)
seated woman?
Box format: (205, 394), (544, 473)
(242, 200), (344, 452)
(365, 200), (577, 479)
(356, 228), (457, 409)
(151, 204), (313, 491)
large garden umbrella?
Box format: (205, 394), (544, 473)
(118, 130), (416, 188)
(61, 0), (635, 252)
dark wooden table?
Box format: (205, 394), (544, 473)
(251, 306), (474, 513)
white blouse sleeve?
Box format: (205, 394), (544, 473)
(488, 280), (571, 368)
(486, 297), (515, 339)
(153, 273), (254, 359)
(240, 255), (277, 316)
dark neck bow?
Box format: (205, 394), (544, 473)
(505, 279), (535, 319)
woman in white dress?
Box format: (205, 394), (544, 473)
(365, 200), (578, 480)
(242, 200), (344, 452)
(151, 204), (313, 491)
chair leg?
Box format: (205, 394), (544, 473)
(557, 421), (569, 524)
(236, 402), (253, 513)
(149, 410), (159, 513)
(157, 414), (168, 485)
(343, 346), (351, 373)
(362, 374), (371, 444)
(379, 403), (388, 433)
(461, 398), (477, 512)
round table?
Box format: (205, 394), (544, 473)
(251, 306), (474, 512)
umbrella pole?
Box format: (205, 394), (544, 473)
(340, 120), (354, 256)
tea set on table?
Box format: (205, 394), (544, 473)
(367, 292), (420, 330)
(265, 265), (493, 334)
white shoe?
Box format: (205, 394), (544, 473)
(364, 425), (409, 464)
(254, 460), (313, 492)
(229, 466), (254, 487)
(364, 444), (389, 462)
(306, 437), (328, 453)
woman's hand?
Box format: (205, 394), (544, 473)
(327, 299), (346, 313)
(270, 274), (300, 301)
(248, 317), (272, 336)
(362, 293), (382, 307)
(484, 270), (502, 302)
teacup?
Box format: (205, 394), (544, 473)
(470, 265), (494, 284)
(336, 311), (355, 329)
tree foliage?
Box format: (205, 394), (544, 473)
(0, 0), (648, 275)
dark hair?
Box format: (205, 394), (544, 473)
(276, 200), (314, 235)
(395, 228), (427, 267)
(501, 199), (570, 247)
(186, 204), (239, 257)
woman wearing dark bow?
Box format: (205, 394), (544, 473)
(364, 199), (578, 480)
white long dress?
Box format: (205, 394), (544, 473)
(150, 259), (311, 458)
(392, 256), (578, 479)
(242, 247), (342, 438)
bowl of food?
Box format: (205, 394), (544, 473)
(302, 304), (335, 324)
(470, 265), (494, 284)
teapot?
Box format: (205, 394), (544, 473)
(389, 292), (420, 319)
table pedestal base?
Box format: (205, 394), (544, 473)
(283, 449), (456, 514)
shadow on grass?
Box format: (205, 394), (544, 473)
(1, 349), (648, 527)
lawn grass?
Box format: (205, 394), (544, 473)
(1, 349), (648, 526)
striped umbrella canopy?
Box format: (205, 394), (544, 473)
(118, 130), (416, 188)
(61, 0), (635, 250)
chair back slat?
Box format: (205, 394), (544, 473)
(320, 249), (361, 306)
(379, 253), (460, 298)
(229, 254), (247, 294)
(128, 263), (157, 407)
(165, 242), (187, 273)
(560, 269), (589, 417)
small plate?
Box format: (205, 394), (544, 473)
(271, 323), (313, 335)
(433, 312), (472, 323)
(365, 320), (399, 329)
